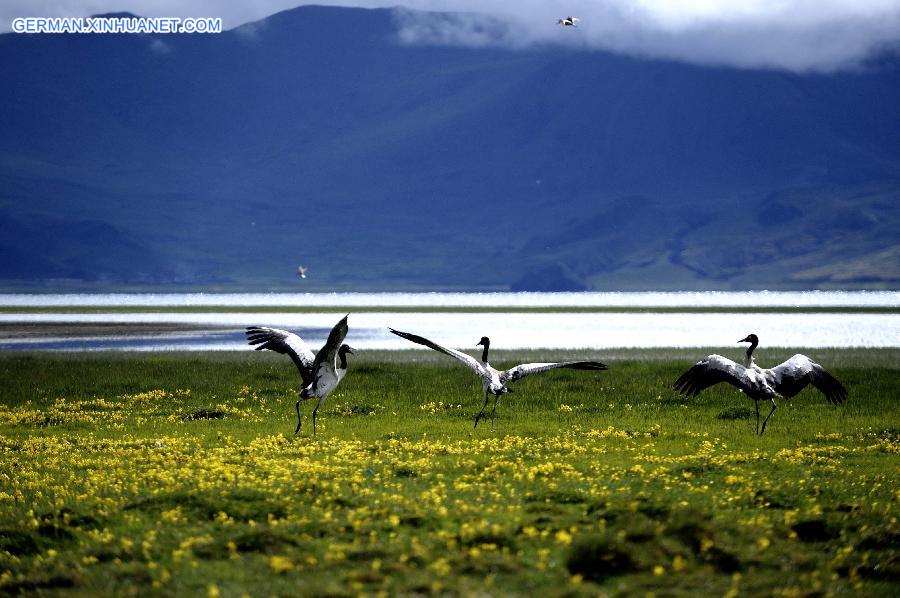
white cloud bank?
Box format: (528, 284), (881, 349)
(393, 0), (900, 71)
(2, 1), (899, 71)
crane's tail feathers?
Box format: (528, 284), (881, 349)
(388, 328), (412, 339)
(245, 327), (278, 346)
(245, 327), (291, 353)
(815, 370), (849, 405)
(565, 361), (608, 371)
(246, 327), (273, 336)
(673, 366), (702, 398)
(388, 328), (431, 347)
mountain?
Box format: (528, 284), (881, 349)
(1, 5), (898, 290)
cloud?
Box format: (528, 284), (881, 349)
(148, 37), (172, 53)
(1, 1), (898, 71)
(233, 17), (268, 42)
(391, 0), (900, 72)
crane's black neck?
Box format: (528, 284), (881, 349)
(338, 346), (350, 369)
(480, 339), (490, 363)
(745, 338), (758, 361)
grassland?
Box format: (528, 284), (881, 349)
(0, 349), (897, 596)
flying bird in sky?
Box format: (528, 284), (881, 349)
(557, 16), (579, 27)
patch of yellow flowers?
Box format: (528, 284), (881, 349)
(0, 386), (897, 595)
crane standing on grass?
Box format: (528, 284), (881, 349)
(673, 334), (848, 434)
(389, 328), (607, 428)
(246, 315), (354, 435)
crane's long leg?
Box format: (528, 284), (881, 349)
(760, 398), (777, 435)
(312, 397), (323, 436)
(294, 399), (303, 435)
(489, 394), (501, 429)
(474, 392), (490, 429)
(754, 400), (760, 435)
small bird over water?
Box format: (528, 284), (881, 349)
(296, 265), (307, 279)
(557, 16), (580, 27)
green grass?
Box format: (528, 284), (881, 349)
(0, 349), (898, 596)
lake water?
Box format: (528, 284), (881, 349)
(1, 290), (897, 307)
(1, 292), (897, 351)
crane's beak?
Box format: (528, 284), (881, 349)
(738, 336), (752, 343)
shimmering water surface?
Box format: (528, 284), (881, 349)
(1, 291), (897, 307)
(1, 293), (897, 351)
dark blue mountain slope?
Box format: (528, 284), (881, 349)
(1, 5), (898, 289)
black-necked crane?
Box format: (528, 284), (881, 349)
(246, 315), (354, 435)
(389, 328), (607, 428)
(673, 334), (848, 434)
(558, 16), (580, 27)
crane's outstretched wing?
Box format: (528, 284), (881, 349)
(389, 328), (485, 376)
(673, 355), (751, 397)
(246, 326), (316, 385)
(501, 361), (607, 384)
(311, 315), (349, 376)
(767, 354), (848, 405)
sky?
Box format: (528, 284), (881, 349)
(2, 1), (900, 71)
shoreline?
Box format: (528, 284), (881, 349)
(0, 322), (237, 339)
